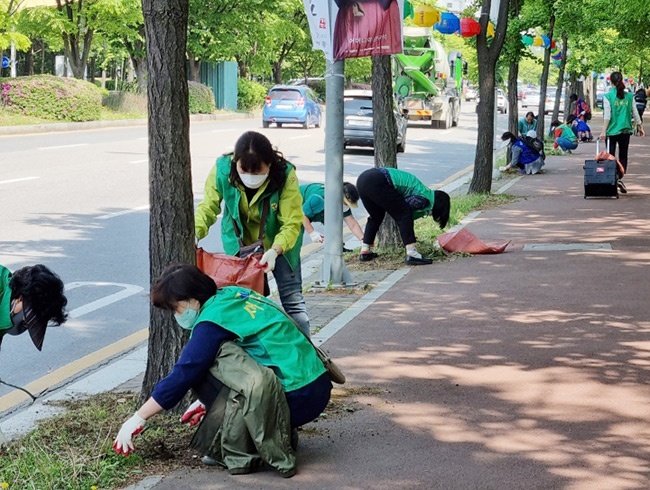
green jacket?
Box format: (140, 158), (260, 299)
(604, 89), (634, 136)
(556, 124), (577, 142)
(385, 168), (436, 220)
(195, 286), (325, 392)
(0, 265), (14, 336)
(195, 155), (304, 270)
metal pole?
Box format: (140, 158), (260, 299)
(320, 59), (355, 287)
(10, 42), (16, 78)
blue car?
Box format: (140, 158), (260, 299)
(262, 85), (322, 129)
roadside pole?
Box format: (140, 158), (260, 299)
(320, 59), (355, 287)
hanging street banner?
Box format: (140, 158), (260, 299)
(303, 0), (404, 61)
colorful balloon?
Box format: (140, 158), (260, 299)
(522, 35), (533, 46)
(434, 12), (460, 34)
(541, 35), (550, 47)
(413, 4), (440, 27)
(460, 17), (481, 37)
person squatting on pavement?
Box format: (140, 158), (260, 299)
(0, 263), (67, 352)
(113, 264), (332, 478)
(300, 182), (365, 250)
(600, 71), (645, 194)
(500, 131), (545, 175)
(550, 118), (579, 154)
(356, 167), (450, 265)
(195, 131), (312, 337)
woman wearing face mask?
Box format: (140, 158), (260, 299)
(195, 131), (309, 336)
(0, 264), (67, 352)
(113, 264), (332, 477)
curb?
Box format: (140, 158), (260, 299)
(0, 112), (258, 136)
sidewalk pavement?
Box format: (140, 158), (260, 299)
(4, 128), (650, 490)
(139, 135), (650, 489)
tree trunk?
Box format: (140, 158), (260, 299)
(188, 58), (200, 82)
(507, 61), (518, 135)
(371, 54), (401, 248)
(468, 0), (511, 194)
(536, 14), (555, 139)
(131, 55), (148, 93)
(554, 33), (568, 122)
(141, 0), (195, 408)
(24, 47), (33, 76)
(272, 60), (283, 84)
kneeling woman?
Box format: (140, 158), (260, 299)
(113, 264), (332, 478)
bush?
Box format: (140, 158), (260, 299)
(0, 74), (102, 122)
(238, 78), (267, 111)
(188, 81), (216, 114)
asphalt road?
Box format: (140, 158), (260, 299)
(0, 101), (505, 400)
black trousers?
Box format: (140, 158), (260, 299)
(357, 168), (416, 246)
(606, 133), (631, 174)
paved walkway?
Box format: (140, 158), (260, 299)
(142, 133), (650, 489)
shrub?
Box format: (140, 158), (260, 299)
(0, 74), (102, 122)
(238, 78), (267, 111)
(188, 81), (216, 114)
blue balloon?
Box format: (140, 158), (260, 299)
(434, 12), (460, 35)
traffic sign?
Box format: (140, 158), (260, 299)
(1, 56), (9, 69)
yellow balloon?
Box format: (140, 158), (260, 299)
(486, 22), (495, 38)
(413, 5), (441, 27)
(533, 35), (544, 46)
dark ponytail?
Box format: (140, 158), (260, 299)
(610, 72), (626, 100)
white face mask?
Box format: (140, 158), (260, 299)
(238, 172), (269, 189)
(343, 204), (350, 212)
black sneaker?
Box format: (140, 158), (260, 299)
(618, 180), (628, 194)
(406, 255), (433, 265)
(359, 252), (378, 262)
(342, 246), (353, 253)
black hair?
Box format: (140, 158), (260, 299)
(431, 190), (450, 229)
(610, 72), (626, 99)
(227, 131), (288, 194)
(9, 265), (67, 327)
(501, 131), (517, 143)
(151, 264), (217, 311)
(525, 111), (535, 119)
(570, 94), (578, 102)
(550, 120), (562, 129)
(566, 114), (577, 124)
(343, 182), (359, 204)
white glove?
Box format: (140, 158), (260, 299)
(309, 230), (324, 243)
(113, 412), (146, 456)
(180, 399), (206, 426)
(259, 248), (278, 272)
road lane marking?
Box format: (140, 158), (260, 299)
(37, 143), (89, 150)
(210, 129), (238, 133)
(97, 205), (149, 220)
(0, 177), (40, 185)
(129, 159), (148, 164)
(65, 282), (145, 318)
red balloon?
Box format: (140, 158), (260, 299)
(550, 40), (556, 49)
(459, 17), (481, 37)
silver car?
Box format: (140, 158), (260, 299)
(343, 90), (408, 153)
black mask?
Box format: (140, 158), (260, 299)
(7, 301), (27, 336)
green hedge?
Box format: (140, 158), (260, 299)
(188, 81), (216, 114)
(238, 78), (267, 111)
(0, 74), (102, 122)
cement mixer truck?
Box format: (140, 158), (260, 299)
(394, 26), (465, 129)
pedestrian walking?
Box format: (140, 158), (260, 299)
(356, 167), (450, 265)
(600, 71), (645, 193)
(195, 131), (311, 336)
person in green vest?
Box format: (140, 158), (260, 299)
(550, 118), (579, 154)
(599, 71), (645, 193)
(0, 264), (67, 352)
(195, 131), (311, 336)
(113, 264), (332, 478)
(300, 182), (365, 249)
(356, 168), (450, 265)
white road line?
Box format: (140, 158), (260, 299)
(210, 129), (238, 133)
(0, 177), (40, 185)
(96, 205), (149, 220)
(37, 143), (89, 150)
(65, 282), (144, 319)
(129, 159), (148, 164)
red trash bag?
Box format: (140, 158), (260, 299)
(437, 228), (511, 254)
(196, 247), (266, 295)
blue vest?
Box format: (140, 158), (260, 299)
(513, 139), (539, 165)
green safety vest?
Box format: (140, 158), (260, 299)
(604, 89), (634, 136)
(0, 265), (13, 335)
(215, 156), (302, 270)
(194, 286), (325, 392)
(385, 168), (436, 220)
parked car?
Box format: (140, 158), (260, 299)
(521, 89), (541, 109)
(465, 87), (478, 101)
(343, 89), (407, 153)
(262, 85), (322, 129)
(496, 89), (507, 114)
(544, 93), (565, 114)
(596, 92), (604, 108)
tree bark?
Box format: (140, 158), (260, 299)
(141, 0), (195, 408)
(468, 0), (511, 194)
(553, 33), (568, 123)
(536, 14), (555, 140)
(507, 61), (518, 135)
(371, 54), (401, 247)
(188, 58), (200, 82)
